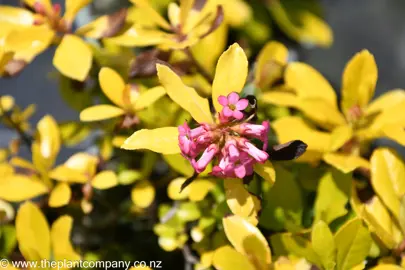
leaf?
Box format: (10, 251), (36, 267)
(371, 266), (404, 270)
(366, 89), (405, 116)
(53, 35), (93, 81)
(50, 216), (81, 262)
(163, 154), (194, 177)
(269, 140), (308, 161)
(16, 202), (50, 261)
(48, 183), (71, 208)
(260, 165), (303, 231)
(36, 115), (60, 169)
(255, 41), (288, 88)
(0, 95), (14, 115)
(224, 178), (255, 219)
(0, 6), (35, 25)
(134, 86), (166, 111)
(98, 67), (126, 107)
(314, 169), (351, 224)
(212, 43), (248, 113)
(329, 125), (353, 151)
(157, 64), (213, 123)
(323, 153), (370, 173)
(261, 91), (299, 107)
(91, 171), (118, 190)
(312, 221), (336, 270)
(63, 0), (91, 25)
(371, 148), (405, 220)
(130, 0), (171, 30)
(400, 196), (405, 235)
(0, 175), (48, 202)
(285, 62), (337, 107)
(131, 180), (155, 208)
(341, 50), (378, 115)
(177, 202), (201, 222)
(50, 166), (88, 183)
(80, 105), (125, 122)
(121, 127), (180, 154)
(223, 215), (272, 268)
(334, 218), (372, 270)
(168, 177), (190, 200)
(254, 160), (276, 186)
(212, 245), (255, 270)
(188, 178), (216, 202)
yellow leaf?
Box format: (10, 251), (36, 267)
(36, 115), (60, 168)
(9, 157), (36, 172)
(188, 178), (216, 202)
(107, 27), (169, 47)
(0, 95), (14, 115)
(0, 175), (48, 202)
(285, 62), (337, 107)
(98, 67), (126, 107)
(65, 152), (98, 176)
(50, 216), (81, 262)
(334, 218), (372, 270)
(212, 43), (248, 113)
(369, 100), (405, 130)
(382, 125), (405, 147)
(63, 0), (91, 24)
(371, 148), (405, 219)
(121, 127), (180, 154)
(131, 180), (155, 208)
(224, 178), (254, 218)
(312, 221), (336, 270)
(0, 6), (35, 25)
(80, 105), (125, 121)
(0, 163), (14, 179)
(134, 86), (166, 111)
(366, 89), (405, 116)
(91, 170), (118, 190)
(49, 183), (71, 208)
(157, 64), (213, 123)
(53, 35), (93, 81)
(167, 177), (190, 200)
(255, 41), (288, 88)
(371, 266), (404, 270)
(16, 202), (50, 261)
(261, 91), (299, 107)
(329, 125), (353, 151)
(163, 154), (194, 177)
(341, 50), (377, 115)
(272, 116), (331, 153)
(212, 245), (255, 270)
(130, 0), (171, 30)
(49, 165), (88, 184)
(323, 153), (369, 173)
(223, 215), (272, 268)
(254, 160), (276, 186)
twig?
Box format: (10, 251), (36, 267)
(182, 243), (199, 269)
(0, 99), (33, 150)
(160, 201), (180, 223)
(184, 48), (214, 83)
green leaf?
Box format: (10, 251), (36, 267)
(334, 218), (372, 270)
(253, 160), (276, 186)
(0, 225), (17, 256)
(312, 221), (336, 270)
(177, 202), (201, 222)
(314, 169), (351, 224)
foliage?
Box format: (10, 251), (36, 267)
(0, 0), (405, 269)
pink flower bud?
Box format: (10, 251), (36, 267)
(239, 139), (268, 162)
(192, 144), (219, 173)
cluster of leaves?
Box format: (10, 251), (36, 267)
(0, 0), (405, 269)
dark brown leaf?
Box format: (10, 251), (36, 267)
(269, 140), (307, 161)
(180, 172), (199, 192)
(129, 49), (171, 78)
(103, 8), (128, 38)
(199, 5), (224, 39)
(4, 59), (27, 77)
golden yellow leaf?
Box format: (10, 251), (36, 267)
(188, 178), (216, 202)
(50, 216), (81, 262)
(224, 178), (254, 218)
(212, 43), (248, 113)
(254, 160), (276, 186)
(107, 27), (169, 47)
(65, 152), (98, 176)
(0, 95), (14, 115)
(167, 177), (190, 200)
(16, 201), (50, 261)
(130, 0), (171, 30)
(0, 175), (48, 202)
(212, 245), (255, 270)
(341, 50), (377, 115)
(223, 215), (272, 268)
(98, 67), (126, 107)
(366, 89), (405, 116)
(371, 148), (405, 219)
(329, 125), (353, 151)
(53, 35), (93, 81)
(255, 41), (288, 87)
(371, 266), (404, 270)
(63, 0), (91, 24)
(134, 86), (166, 111)
(91, 170), (118, 190)
(323, 153), (369, 173)
(168, 3), (180, 27)
(261, 91), (299, 107)
(121, 127), (180, 154)
(163, 153), (194, 177)
(49, 165), (88, 183)
(49, 183), (71, 208)
(80, 105), (125, 122)
(0, 163), (14, 179)
(157, 64), (213, 123)
(9, 157), (36, 172)
(285, 62), (337, 107)
(382, 125), (405, 147)
(0, 6), (35, 25)
(37, 115), (60, 168)
(131, 180), (155, 208)
(312, 221), (336, 270)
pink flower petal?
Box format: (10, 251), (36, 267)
(222, 106), (233, 117)
(234, 165), (246, 178)
(227, 92), (240, 104)
(218, 95), (228, 106)
(233, 110), (244, 120)
(235, 99), (248, 110)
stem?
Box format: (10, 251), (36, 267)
(184, 48), (214, 83)
(0, 99), (33, 150)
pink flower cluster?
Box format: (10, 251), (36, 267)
(178, 92), (269, 179)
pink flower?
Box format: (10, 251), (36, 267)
(218, 92), (249, 121)
(238, 139), (268, 163)
(192, 144), (219, 173)
(178, 122), (193, 156)
(235, 120), (270, 150)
